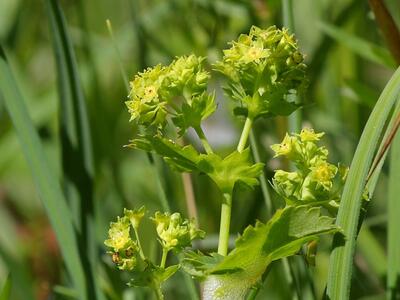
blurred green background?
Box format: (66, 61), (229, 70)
(0, 0), (399, 299)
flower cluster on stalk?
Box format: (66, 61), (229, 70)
(104, 214), (140, 271)
(214, 25), (308, 119)
(152, 212), (205, 252)
(271, 128), (347, 209)
(104, 206), (204, 271)
(125, 55), (211, 130)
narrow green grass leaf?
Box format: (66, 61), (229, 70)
(357, 227), (387, 278)
(0, 245), (34, 300)
(0, 47), (87, 300)
(326, 66), (400, 299)
(0, 274), (11, 300)
(45, 0), (94, 217)
(45, 1), (105, 299)
(387, 120), (400, 298)
(318, 22), (397, 68)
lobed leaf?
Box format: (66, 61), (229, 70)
(183, 205), (340, 300)
(129, 135), (263, 194)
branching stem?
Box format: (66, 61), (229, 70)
(217, 117), (254, 256)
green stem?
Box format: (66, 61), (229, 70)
(249, 130), (274, 218)
(217, 193), (232, 256)
(237, 118), (253, 152)
(160, 248), (169, 269)
(153, 285), (164, 300)
(194, 126), (213, 154)
(216, 117), (254, 256)
(134, 228), (146, 260)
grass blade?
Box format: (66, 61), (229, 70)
(0, 245), (34, 300)
(318, 22), (397, 68)
(0, 274), (11, 300)
(0, 47), (87, 299)
(45, 1), (104, 299)
(387, 119), (400, 298)
(326, 66), (400, 299)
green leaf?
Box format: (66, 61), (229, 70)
(318, 22), (397, 68)
(45, 1), (104, 299)
(387, 114), (400, 298)
(198, 149), (264, 193)
(129, 135), (263, 193)
(183, 205), (339, 300)
(181, 251), (225, 278)
(129, 135), (201, 172)
(172, 92), (217, 135)
(0, 274), (11, 300)
(0, 47), (87, 300)
(128, 262), (180, 287)
(327, 66), (400, 299)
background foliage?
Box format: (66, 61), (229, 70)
(0, 0), (399, 299)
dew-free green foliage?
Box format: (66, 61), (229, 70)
(1, 1), (400, 299)
(184, 206), (339, 300)
(130, 136), (264, 194)
(109, 26), (347, 299)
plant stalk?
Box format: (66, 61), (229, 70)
(194, 126), (213, 154)
(216, 117), (253, 255)
(217, 193), (233, 256)
(237, 118), (253, 152)
(160, 248), (168, 269)
(153, 285), (164, 300)
(134, 228), (146, 260)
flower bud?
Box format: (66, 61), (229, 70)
(152, 211), (204, 251)
(124, 206), (146, 229)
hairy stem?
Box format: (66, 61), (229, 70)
(217, 193), (233, 256)
(153, 285), (164, 300)
(194, 126), (213, 154)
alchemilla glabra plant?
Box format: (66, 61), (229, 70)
(104, 26), (347, 300)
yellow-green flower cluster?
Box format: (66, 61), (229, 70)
(125, 55), (210, 128)
(215, 25), (308, 119)
(126, 65), (167, 128)
(104, 216), (139, 271)
(161, 55), (209, 100)
(152, 212), (205, 251)
(271, 128), (346, 206)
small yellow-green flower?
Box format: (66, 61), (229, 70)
(152, 212), (204, 251)
(298, 128), (324, 142)
(214, 25), (308, 120)
(271, 134), (297, 157)
(126, 64), (168, 127)
(271, 128), (346, 207)
(310, 161), (338, 190)
(124, 206), (146, 229)
(104, 216), (132, 252)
